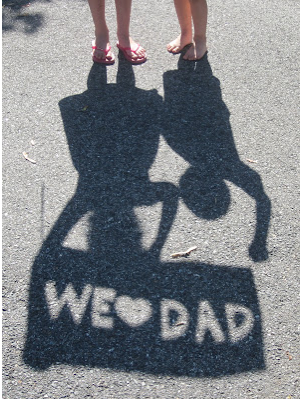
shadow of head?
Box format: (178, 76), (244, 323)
(180, 167), (230, 220)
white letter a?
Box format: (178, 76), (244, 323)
(196, 301), (225, 344)
(161, 299), (189, 340)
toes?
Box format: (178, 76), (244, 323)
(106, 50), (114, 60)
(167, 42), (178, 53)
(131, 45), (147, 60)
(128, 51), (138, 60)
(95, 51), (105, 60)
(167, 42), (175, 51)
(135, 51), (145, 59)
(126, 50), (139, 60)
(93, 48), (115, 62)
(94, 51), (103, 60)
(136, 45), (146, 56)
(167, 45), (180, 54)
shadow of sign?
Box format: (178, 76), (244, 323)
(23, 60), (268, 376)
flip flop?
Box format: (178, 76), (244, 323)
(116, 43), (147, 65)
(92, 42), (115, 65)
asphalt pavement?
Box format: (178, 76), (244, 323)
(2, 0), (299, 398)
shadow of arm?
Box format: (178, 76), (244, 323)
(229, 163), (271, 262)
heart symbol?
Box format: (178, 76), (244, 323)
(114, 296), (153, 327)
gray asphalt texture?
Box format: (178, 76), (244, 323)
(2, 0), (299, 398)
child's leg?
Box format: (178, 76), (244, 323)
(88, 0), (114, 60)
(115, 0), (146, 61)
(183, 0), (207, 60)
(167, 0), (193, 53)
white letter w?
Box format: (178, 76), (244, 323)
(45, 281), (93, 325)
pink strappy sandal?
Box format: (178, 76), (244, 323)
(92, 41), (115, 65)
(116, 43), (147, 65)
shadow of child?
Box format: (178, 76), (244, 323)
(162, 55), (271, 262)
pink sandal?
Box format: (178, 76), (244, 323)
(92, 42), (115, 65)
(116, 43), (147, 65)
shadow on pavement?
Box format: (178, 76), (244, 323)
(2, 0), (47, 34)
(163, 54), (271, 263)
(23, 58), (267, 376)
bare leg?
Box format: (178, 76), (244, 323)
(88, 0), (115, 61)
(115, 0), (146, 61)
(167, 0), (193, 54)
(183, 0), (207, 60)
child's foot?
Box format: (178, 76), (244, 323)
(92, 37), (115, 64)
(183, 37), (207, 60)
(117, 36), (147, 63)
(167, 34), (192, 54)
